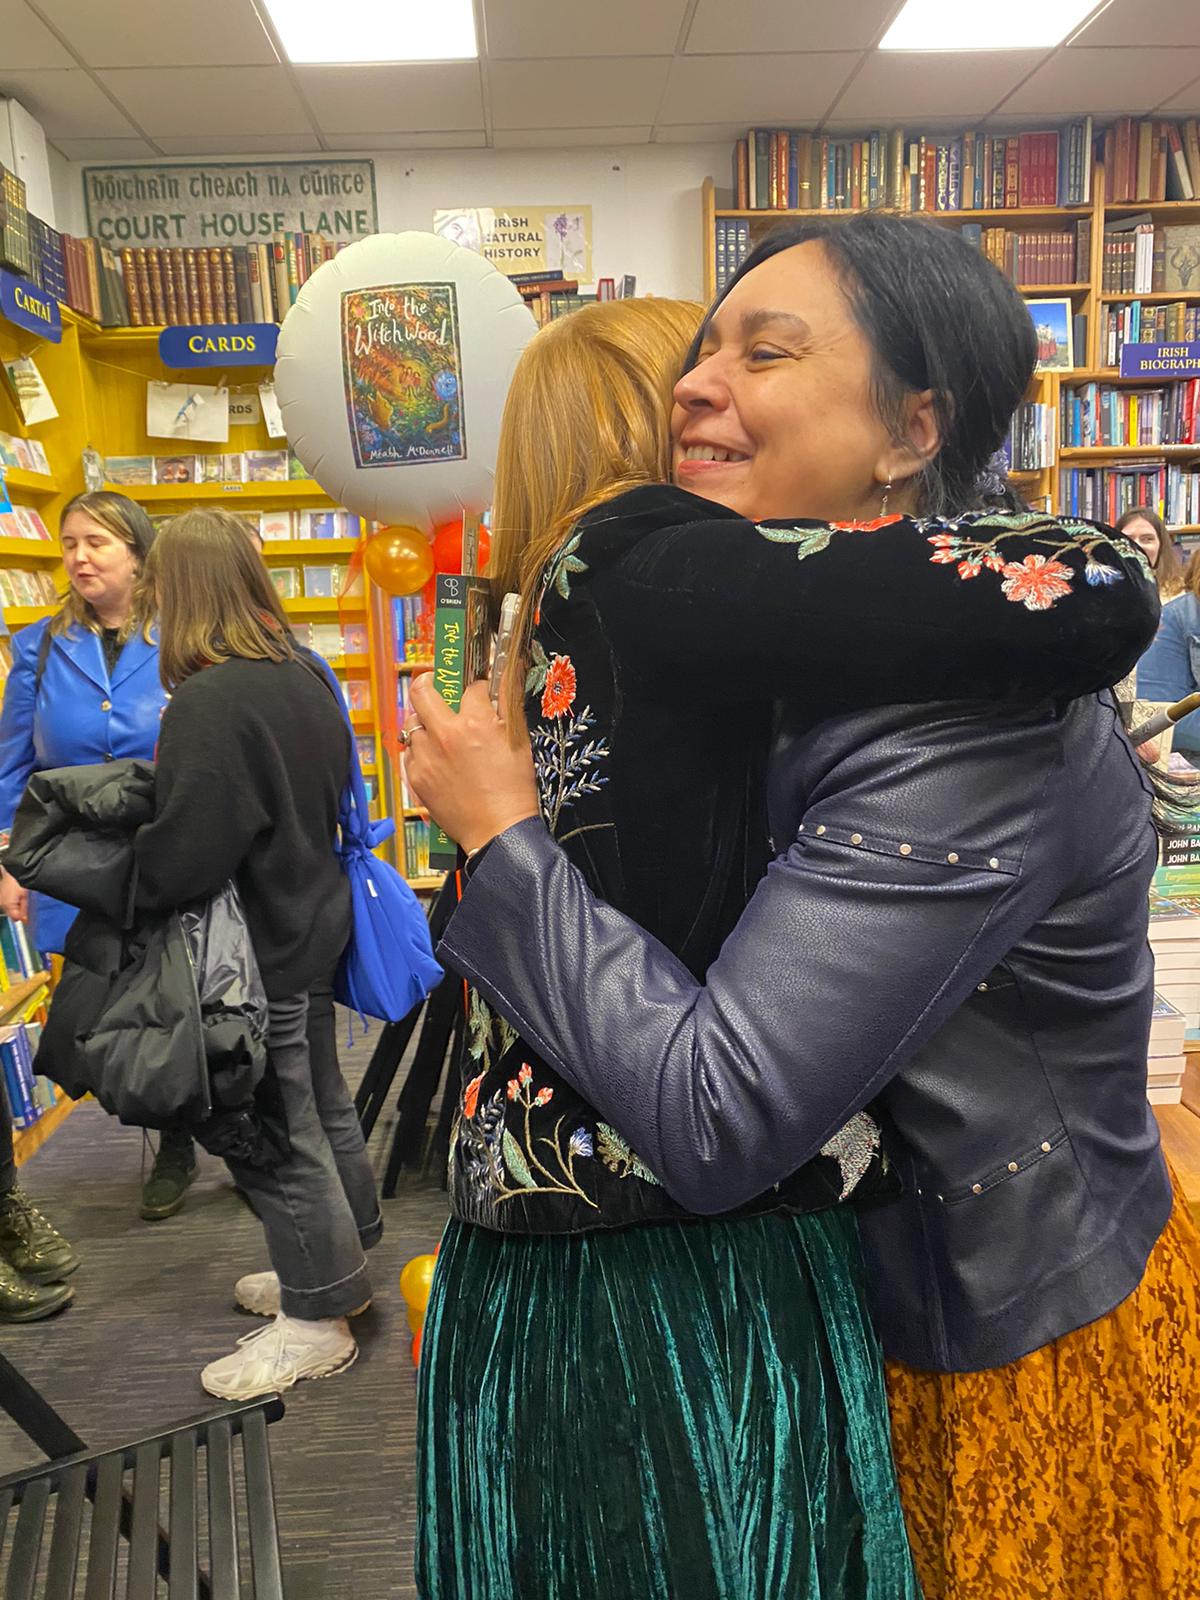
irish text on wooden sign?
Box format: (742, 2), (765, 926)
(84, 161), (378, 249)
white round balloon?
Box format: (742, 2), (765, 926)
(274, 231), (536, 528)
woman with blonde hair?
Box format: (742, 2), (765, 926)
(0, 491), (172, 1315)
(132, 508), (379, 1397)
(411, 289), (1156, 1597)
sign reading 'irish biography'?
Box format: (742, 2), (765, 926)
(340, 283), (466, 470)
(1119, 341), (1200, 379)
(83, 160), (377, 249)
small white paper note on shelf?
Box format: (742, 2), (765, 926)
(146, 380), (230, 442)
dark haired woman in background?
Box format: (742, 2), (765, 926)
(1117, 504), (1183, 599)
(1131, 508), (1200, 769)
(409, 214), (1199, 1600)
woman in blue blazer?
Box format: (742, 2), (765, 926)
(0, 491), (196, 1232)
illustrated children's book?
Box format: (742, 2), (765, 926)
(340, 283), (466, 469)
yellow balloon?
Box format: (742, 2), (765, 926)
(364, 526), (434, 597)
(400, 1252), (437, 1318)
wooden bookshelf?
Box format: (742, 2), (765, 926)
(1100, 292), (1200, 304)
(281, 596), (366, 618)
(13, 1096), (75, 1168)
(1059, 446), (1200, 460)
(0, 973), (51, 1028)
(406, 874), (446, 893)
(5, 604), (56, 628)
(112, 480), (338, 506)
(259, 539), (360, 558)
(1, 468), (59, 500)
(0, 538), (60, 563)
(702, 152), (1200, 528)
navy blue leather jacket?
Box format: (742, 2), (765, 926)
(441, 692), (1170, 1373)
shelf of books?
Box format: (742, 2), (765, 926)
(704, 114), (1200, 532)
(0, 919), (67, 1168)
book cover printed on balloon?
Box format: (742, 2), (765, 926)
(340, 282), (466, 469)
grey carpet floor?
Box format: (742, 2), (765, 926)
(0, 1015), (450, 1598)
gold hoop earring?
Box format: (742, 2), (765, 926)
(880, 480), (893, 517)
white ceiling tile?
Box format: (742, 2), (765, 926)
(152, 134), (323, 155)
(658, 53), (858, 126)
(1157, 73), (1200, 113)
(95, 66), (311, 138)
(33, 0), (278, 67)
(1000, 46), (1200, 115)
(492, 126), (653, 147)
(325, 131), (488, 149)
(51, 136), (159, 159)
(652, 122), (751, 143)
(490, 57), (671, 129)
(1071, 0), (1200, 49)
(0, 68), (138, 137)
(686, 0), (897, 54)
(831, 50), (1047, 122)
(0, 0), (74, 68)
(484, 0), (687, 58)
(295, 63), (484, 134)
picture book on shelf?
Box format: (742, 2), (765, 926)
(244, 449), (288, 482)
(105, 455), (154, 487)
(259, 511), (294, 542)
(153, 455), (196, 485)
(303, 566), (337, 599)
(270, 567), (301, 600)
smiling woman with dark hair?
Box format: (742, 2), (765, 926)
(404, 214), (1200, 1600)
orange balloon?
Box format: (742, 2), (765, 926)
(364, 526), (434, 596)
(400, 1252), (437, 1314)
(432, 518), (490, 576)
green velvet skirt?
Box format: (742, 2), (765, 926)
(415, 1208), (921, 1599)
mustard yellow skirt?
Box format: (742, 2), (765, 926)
(886, 1175), (1200, 1599)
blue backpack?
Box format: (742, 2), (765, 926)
(306, 653), (442, 1022)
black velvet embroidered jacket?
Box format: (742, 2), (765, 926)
(447, 484), (1158, 1235)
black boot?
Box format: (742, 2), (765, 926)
(140, 1133), (197, 1221)
(0, 1255), (72, 1321)
(0, 1187), (79, 1283)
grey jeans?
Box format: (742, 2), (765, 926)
(224, 985), (382, 1320)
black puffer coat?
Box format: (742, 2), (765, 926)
(5, 760), (276, 1165)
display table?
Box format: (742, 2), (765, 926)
(1155, 1105), (1200, 1227)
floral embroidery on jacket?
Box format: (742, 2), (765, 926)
(526, 641), (610, 835)
(453, 991), (662, 1219)
(755, 508), (1143, 614)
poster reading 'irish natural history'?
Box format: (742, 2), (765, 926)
(340, 282), (466, 469)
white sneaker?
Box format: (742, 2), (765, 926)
(234, 1271), (372, 1320)
(200, 1313), (357, 1400)
(235, 1270), (282, 1317)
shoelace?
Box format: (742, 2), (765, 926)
(0, 1193), (41, 1243)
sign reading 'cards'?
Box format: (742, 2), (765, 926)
(159, 324), (279, 368)
(84, 160), (378, 249)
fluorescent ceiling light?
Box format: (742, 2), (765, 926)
(263, 0), (478, 63)
(880, 0), (1099, 50)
